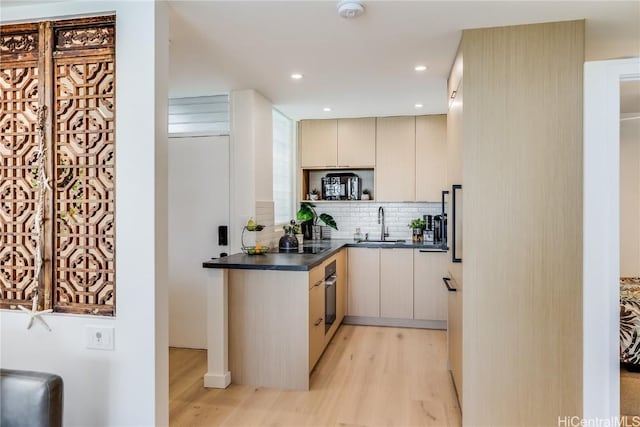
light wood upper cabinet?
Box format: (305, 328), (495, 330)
(413, 250), (448, 321)
(347, 248), (380, 317)
(299, 119), (338, 168)
(337, 118), (376, 167)
(380, 249), (414, 319)
(376, 116), (416, 201)
(416, 115), (447, 202)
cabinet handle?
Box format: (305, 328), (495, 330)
(452, 184), (462, 264)
(442, 277), (457, 292)
(314, 317), (323, 326)
(311, 280), (323, 289)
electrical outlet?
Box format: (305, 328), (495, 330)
(86, 325), (114, 351)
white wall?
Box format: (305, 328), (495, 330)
(229, 89), (274, 252)
(0, 2), (169, 426)
(620, 119), (640, 277)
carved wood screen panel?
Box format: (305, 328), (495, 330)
(53, 17), (115, 315)
(0, 24), (42, 309)
(0, 17), (115, 316)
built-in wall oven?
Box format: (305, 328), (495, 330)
(324, 261), (337, 333)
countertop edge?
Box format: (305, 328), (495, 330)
(202, 241), (447, 271)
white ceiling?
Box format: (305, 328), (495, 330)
(168, 1), (640, 121)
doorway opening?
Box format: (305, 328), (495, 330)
(619, 79), (640, 417)
(583, 57), (640, 420)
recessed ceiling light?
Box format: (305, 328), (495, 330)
(414, 65), (428, 72)
(323, 107), (332, 112)
(291, 73), (303, 80)
(414, 103), (423, 109)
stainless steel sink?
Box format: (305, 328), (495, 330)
(357, 239), (406, 244)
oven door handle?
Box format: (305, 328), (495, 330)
(324, 275), (337, 287)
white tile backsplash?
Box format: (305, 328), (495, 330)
(313, 202), (444, 240)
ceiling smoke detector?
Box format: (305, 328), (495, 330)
(337, 1), (365, 19)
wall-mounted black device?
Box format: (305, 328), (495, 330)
(218, 225), (228, 246)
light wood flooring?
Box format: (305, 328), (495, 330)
(170, 325), (461, 427)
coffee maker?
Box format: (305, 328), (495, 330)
(433, 214), (447, 245)
(321, 173), (361, 200)
(423, 215), (435, 243)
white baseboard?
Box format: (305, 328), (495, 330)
(203, 371), (231, 388)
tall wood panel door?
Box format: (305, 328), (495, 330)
(299, 119), (337, 168)
(415, 115), (447, 202)
(461, 20), (584, 425)
(337, 118), (375, 168)
(376, 116), (415, 201)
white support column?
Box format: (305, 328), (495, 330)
(204, 269), (231, 388)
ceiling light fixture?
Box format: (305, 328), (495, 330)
(415, 65), (427, 72)
(337, 1), (365, 19)
(323, 107), (332, 112)
(291, 73), (303, 80)
(414, 103), (423, 109)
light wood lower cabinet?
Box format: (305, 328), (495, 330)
(414, 251), (449, 321)
(380, 249), (414, 319)
(447, 273), (463, 407)
(308, 269), (325, 371)
(347, 247), (447, 325)
(335, 248), (347, 325)
(347, 248), (380, 317)
(228, 249), (347, 390)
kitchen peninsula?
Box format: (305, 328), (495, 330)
(202, 240), (447, 390)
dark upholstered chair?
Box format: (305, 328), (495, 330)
(0, 369), (63, 427)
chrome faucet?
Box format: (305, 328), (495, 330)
(378, 206), (389, 241)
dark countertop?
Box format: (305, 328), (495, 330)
(202, 240), (448, 272)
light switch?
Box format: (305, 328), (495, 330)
(86, 325), (114, 351)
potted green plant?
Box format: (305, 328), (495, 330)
(309, 188), (319, 201)
(408, 218), (426, 243)
(361, 188), (371, 200)
(297, 202), (338, 240)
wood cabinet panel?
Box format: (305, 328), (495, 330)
(416, 115), (447, 202)
(413, 251), (449, 321)
(337, 118), (376, 167)
(376, 116), (416, 201)
(336, 248), (347, 324)
(461, 21), (584, 424)
(309, 266), (325, 371)
(380, 249), (414, 319)
(300, 119), (337, 168)
(447, 274), (463, 406)
(347, 248), (380, 317)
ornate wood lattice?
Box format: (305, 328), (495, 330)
(0, 17), (116, 316)
(0, 25), (41, 309)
